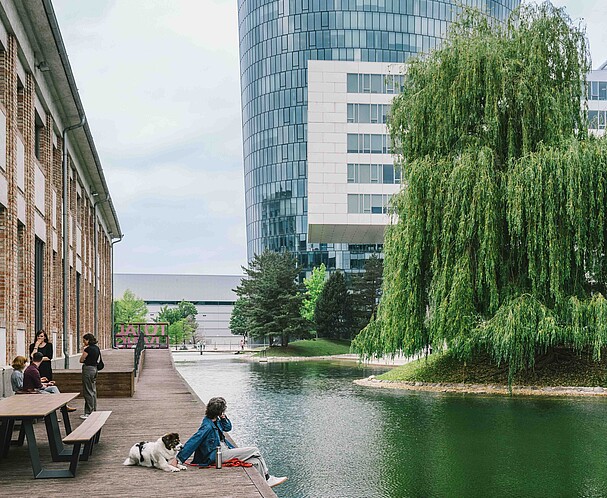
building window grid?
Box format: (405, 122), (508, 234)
(587, 81), (607, 101)
(347, 193), (392, 214)
(588, 110), (606, 130)
(347, 133), (391, 154)
(347, 103), (391, 123)
(347, 163), (401, 184)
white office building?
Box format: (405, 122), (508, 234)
(307, 60), (402, 246)
(588, 60), (607, 137)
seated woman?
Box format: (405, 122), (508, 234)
(11, 356), (28, 393)
(172, 397), (287, 488)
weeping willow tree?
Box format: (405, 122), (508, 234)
(352, 3), (607, 384)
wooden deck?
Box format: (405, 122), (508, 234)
(0, 349), (277, 498)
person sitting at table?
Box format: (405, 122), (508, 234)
(10, 355), (28, 393)
(23, 352), (77, 412)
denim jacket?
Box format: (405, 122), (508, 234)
(177, 416), (234, 466)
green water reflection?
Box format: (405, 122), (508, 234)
(174, 354), (607, 498)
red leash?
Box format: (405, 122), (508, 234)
(184, 458), (253, 468)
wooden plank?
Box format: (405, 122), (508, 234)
(0, 350), (277, 498)
(0, 393), (79, 418)
(63, 411), (112, 443)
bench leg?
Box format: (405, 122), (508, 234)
(94, 428), (102, 444)
(81, 439), (94, 461)
(60, 405), (73, 435)
(16, 424), (26, 446)
(69, 442), (81, 477)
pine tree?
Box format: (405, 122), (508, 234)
(315, 271), (355, 340)
(351, 255), (384, 331)
(235, 250), (308, 346)
(352, 4), (607, 384)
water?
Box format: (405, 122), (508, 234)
(174, 353), (607, 498)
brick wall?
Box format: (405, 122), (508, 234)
(0, 31), (114, 366)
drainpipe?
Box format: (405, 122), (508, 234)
(62, 116), (86, 369)
(110, 234), (124, 348)
(92, 194), (109, 340)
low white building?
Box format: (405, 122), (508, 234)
(113, 274), (243, 348)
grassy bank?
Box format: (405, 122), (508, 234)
(379, 350), (607, 387)
(258, 338), (351, 357)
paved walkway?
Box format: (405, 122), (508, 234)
(0, 349), (276, 498)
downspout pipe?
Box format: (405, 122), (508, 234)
(92, 195), (109, 340)
(110, 234), (124, 348)
(62, 115), (86, 369)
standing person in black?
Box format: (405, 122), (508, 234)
(79, 333), (100, 420)
(29, 329), (54, 381)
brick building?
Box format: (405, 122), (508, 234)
(0, 0), (120, 373)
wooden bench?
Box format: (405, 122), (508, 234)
(61, 411), (112, 477)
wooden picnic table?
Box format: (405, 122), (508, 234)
(0, 392), (79, 478)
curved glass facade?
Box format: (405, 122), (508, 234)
(238, 0), (520, 274)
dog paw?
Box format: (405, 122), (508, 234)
(178, 464), (187, 470)
(170, 467), (181, 472)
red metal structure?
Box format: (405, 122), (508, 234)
(115, 323), (169, 349)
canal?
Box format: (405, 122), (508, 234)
(174, 352), (607, 498)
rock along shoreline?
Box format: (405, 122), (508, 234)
(354, 377), (607, 397)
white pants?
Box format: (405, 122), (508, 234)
(220, 443), (269, 478)
(39, 386), (60, 394)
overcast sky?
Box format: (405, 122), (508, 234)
(51, 0), (607, 276)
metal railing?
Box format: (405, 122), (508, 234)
(134, 331), (145, 377)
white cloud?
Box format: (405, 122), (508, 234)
(53, 0), (247, 275)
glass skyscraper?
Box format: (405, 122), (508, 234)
(238, 0), (520, 276)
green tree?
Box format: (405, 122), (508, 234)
(301, 263), (327, 323)
(351, 255), (383, 331)
(114, 289), (148, 325)
(315, 271), (355, 340)
(353, 4), (607, 384)
(230, 297), (250, 337)
(155, 300), (198, 324)
(168, 320), (185, 345)
(235, 250), (308, 346)
(155, 306), (181, 325)
(182, 315), (199, 345)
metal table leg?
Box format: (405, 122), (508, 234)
(45, 411), (73, 461)
(0, 418), (13, 458)
(23, 417), (74, 479)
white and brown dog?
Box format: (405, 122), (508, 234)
(123, 433), (187, 472)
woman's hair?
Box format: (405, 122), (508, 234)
(12, 356), (27, 370)
(35, 329), (49, 343)
(83, 333), (98, 345)
(206, 397), (227, 419)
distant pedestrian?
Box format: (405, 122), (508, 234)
(240, 339), (245, 351)
(79, 333), (100, 419)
